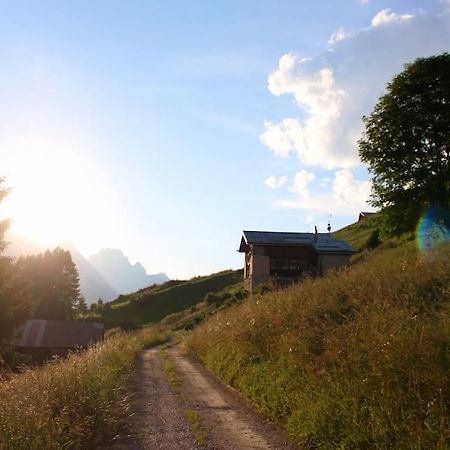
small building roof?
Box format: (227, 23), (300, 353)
(239, 230), (356, 254)
(358, 211), (377, 221)
(16, 319), (104, 349)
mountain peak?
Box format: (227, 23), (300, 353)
(89, 248), (169, 295)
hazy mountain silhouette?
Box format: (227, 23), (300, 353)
(4, 233), (168, 303)
(4, 233), (118, 304)
(88, 248), (169, 295)
(63, 244), (119, 304)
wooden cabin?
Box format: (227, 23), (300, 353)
(239, 230), (356, 292)
(16, 319), (104, 362)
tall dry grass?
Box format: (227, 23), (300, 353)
(0, 327), (167, 449)
(186, 243), (450, 449)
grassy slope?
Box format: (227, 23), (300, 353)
(99, 218), (378, 329)
(333, 214), (380, 250)
(101, 269), (243, 327)
(186, 239), (450, 448)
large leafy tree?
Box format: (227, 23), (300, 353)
(359, 53), (450, 234)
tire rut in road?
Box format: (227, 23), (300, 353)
(168, 348), (298, 450)
(112, 348), (199, 450)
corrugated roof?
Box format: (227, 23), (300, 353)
(16, 319), (104, 349)
(239, 230), (356, 254)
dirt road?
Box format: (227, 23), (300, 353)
(113, 347), (298, 450)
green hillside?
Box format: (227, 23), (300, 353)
(187, 241), (450, 449)
(333, 214), (380, 250)
(98, 217), (381, 329)
(100, 269), (243, 328)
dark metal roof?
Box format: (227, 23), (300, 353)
(239, 230), (356, 254)
(16, 319), (104, 349)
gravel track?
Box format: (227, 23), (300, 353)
(111, 347), (298, 450)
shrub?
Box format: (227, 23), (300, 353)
(204, 292), (222, 305)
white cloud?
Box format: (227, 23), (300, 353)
(332, 169), (372, 211)
(290, 170), (315, 198)
(265, 175), (288, 189)
(268, 55), (344, 119)
(261, 5), (450, 171)
(371, 8), (414, 27)
(328, 28), (350, 45)
(277, 169), (371, 216)
(261, 118), (303, 158)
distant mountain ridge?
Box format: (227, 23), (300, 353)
(88, 248), (169, 295)
(64, 244), (119, 304)
(5, 232), (168, 304)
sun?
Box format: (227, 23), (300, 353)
(2, 139), (120, 254)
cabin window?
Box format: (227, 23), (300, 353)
(270, 258), (289, 271)
(270, 258), (309, 277)
(289, 259), (308, 271)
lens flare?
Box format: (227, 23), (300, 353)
(416, 207), (450, 253)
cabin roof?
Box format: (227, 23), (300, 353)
(238, 230), (356, 254)
(358, 211), (377, 220)
(16, 319), (104, 349)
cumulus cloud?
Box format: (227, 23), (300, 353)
(265, 175), (288, 189)
(332, 169), (372, 211)
(261, 118), (302, 158)
(328, 28), (350, 45)
(371, 9), (414, 27)
(278, 169), (372, 216)
(261, 5), (450, 171)
(290, 170), (316, 198)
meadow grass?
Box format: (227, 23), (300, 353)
(186, 242), (450, 449)
(184, 409), (206, 447)
(160, 349), (182, 394)
(0, 327), (168, 450)
(101, 269), (242, 328)
(333, 214), (380, 250)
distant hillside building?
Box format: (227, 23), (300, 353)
(239, 230), (356, 292)
(16, 319), (104, 362)
(358, 211), (376, 221)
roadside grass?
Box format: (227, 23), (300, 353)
(186, 242), (450, 449)
(0, 327), (169, 450)
(184, 409), (206, 447)
(160, 349), (182, 394)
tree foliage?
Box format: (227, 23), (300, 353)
(0, 179), (35, 361)
(17, 248), (80, 320)
(359, 53), (450, 234)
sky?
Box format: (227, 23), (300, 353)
(0, 0), (449, 279)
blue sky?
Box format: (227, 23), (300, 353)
(1, 0), (449, 278)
